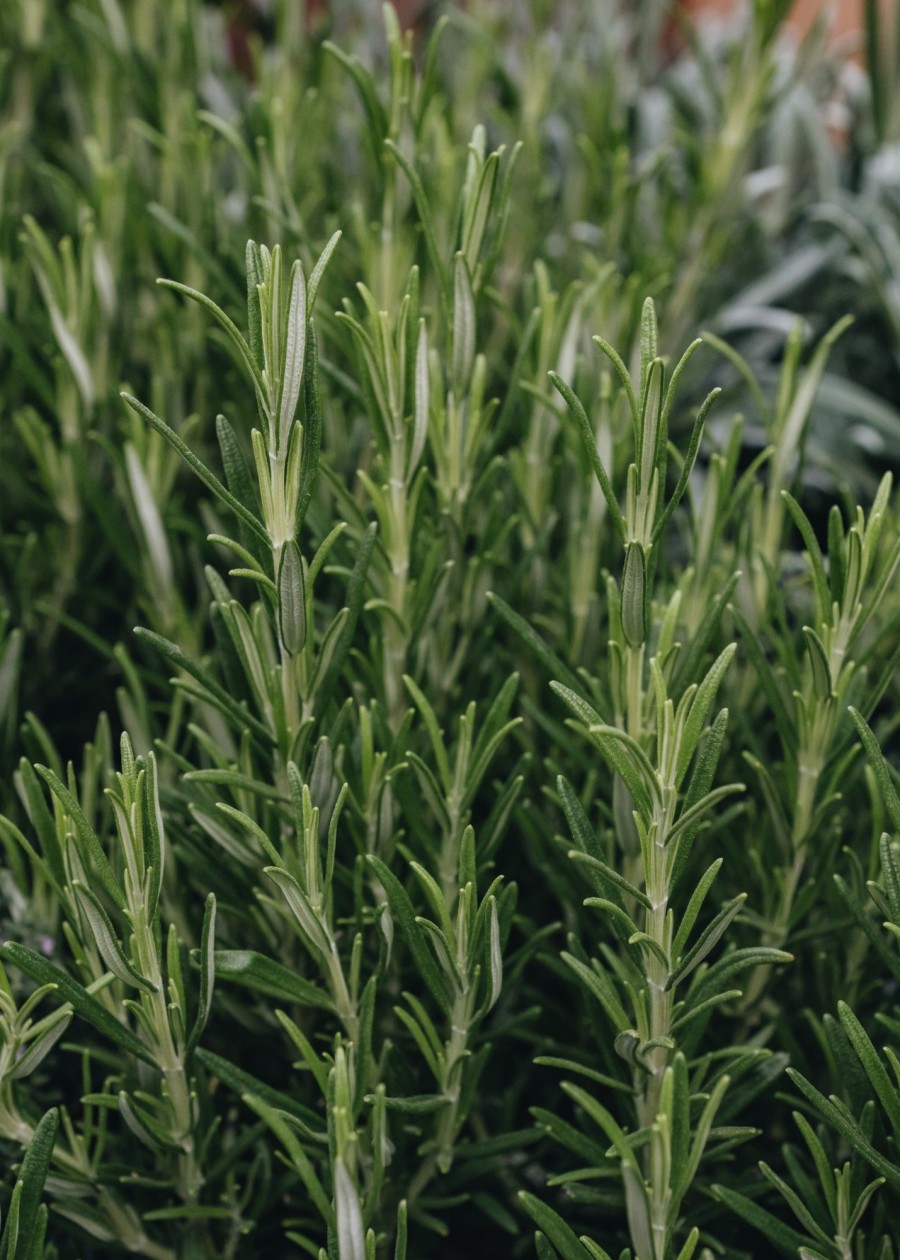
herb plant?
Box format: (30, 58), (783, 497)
(0, 2), (898, 1258)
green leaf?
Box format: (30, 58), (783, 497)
(550, 371), (626, 542)
(671, 859), (723, 959)
(518, 1193), (590, 1260)
(667, 894), (747, 989)
(72, 882), (155, 992)
(185, 893), (216, 1060)
(122, 393), (269, 545)
(711, 1184), (806, 1256)
(488, 594), (582, 695)
(367, 1093), (450, 1114)
(557, 776), (613, 875)
(879, 832), (900, 925)
(34, 766), (124, 911)
(782, 490), (830, 618)
(296, 322), (323, 533)
(2, 1108), (57, 1260)
(367, 856), (450, 1013)
(676, 645), (737, 785)
(394, 1201), (408, 1260)
(384, 141), (451, 306)
(561, 952), (629, 1033)
(652, 387), (720, 544)
(534, 1055), (631, 1094)
(404, 674), (451, 793)
(802, 627), (832, 701)
(838, 1002), (900, 1140)
(786, 1068), (900, 1188)
(8, 1005), (72, 1081)
(592, 334), (639, 428)
(791, 1111), (836, 1219)
(215, 414), (260, 527)
(134, 627), (273, 744)
(586, 724), (659, 813)
(245, 1093), (333, 1227)
(322, 42), (388, 161)
(264, 867), (332, 956)
(569, 851), (648, 909)
(0, 943), (154, 1065)
(196, 1048), (322, 1131)
(759, 1161), (833, 1246)
(16, 760), (65, 889)
(579, 1242), (613, 1260)
(673, 1228), (700, 1260)
(693, 947), (792, 1002)
(156, 278), (266, 402)
(671, 709), (731, 890)
(621, 543), (647, 648)
(849, 708), (900, 831)
(278, 541), (307, 655)
(212, 950), (335, 1011)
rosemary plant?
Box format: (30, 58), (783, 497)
(0, 3), (898, 1258)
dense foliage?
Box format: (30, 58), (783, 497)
(1, 1), (899, 1257)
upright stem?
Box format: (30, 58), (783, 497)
(638, 788), (677, 1134)
(133, 908), (200, 1201)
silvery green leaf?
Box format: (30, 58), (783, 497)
(639, 296), (659, 397)
(614, 1029), (643, 1069)
(9, 1006), (72, 1080)
(487, 896), (502, 1010)
(802, 626), (832, 700)
(843, 525), (863, 610)
(278, 260), (307, 449)
(72, 883), (156, 993)
(307, 231), (341, 314)
(124, 444), (173, 597)
(43, 289), (94, 409)
(264, 867), (331, 957)
(294, 322), (322, 534)
(143, 752), (164, 918)
(409, 319), (429, 477)
(377, 903), (394, 965)
(638, 357), (663, 489)
(277, 540), (307, 655)
(621, 542), (647, 648)
(335, 1158), (365, 1260)
(117, 1092), (179, 1153)
(451, 253), (475, 391)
